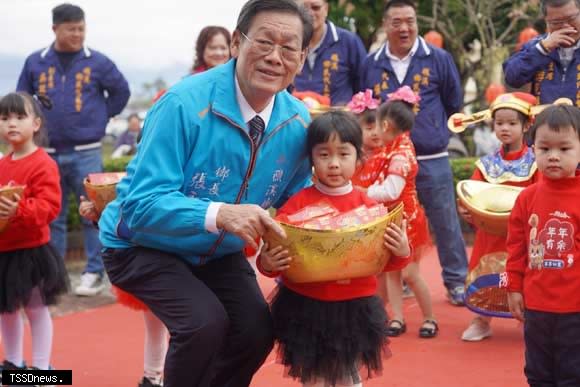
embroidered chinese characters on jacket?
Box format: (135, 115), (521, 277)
(528, 211), (575, 270)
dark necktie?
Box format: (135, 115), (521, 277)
(248, 115), (265, 147)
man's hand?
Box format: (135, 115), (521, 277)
(216, 203), (286, 250)
(260, 243), (292, 272)
(384, 219), (410, 257)
(0, 193), (21, 219)
(507, 291), (525, 322)
(542, 28), (578, 51)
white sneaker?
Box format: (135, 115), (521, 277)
(461, 317), (492, 341)
(74, 272), (105, 296)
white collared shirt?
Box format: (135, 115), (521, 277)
(205, 74), (277, 233)
(385, 38), (419, 84)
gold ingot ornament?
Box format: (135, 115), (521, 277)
(0, 185), (25, 233)
(83, 173), (126, 215)
(263, 203), (404, 283)
(457, 180), (524, 236)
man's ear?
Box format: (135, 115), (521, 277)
(231, 30), (241, 59)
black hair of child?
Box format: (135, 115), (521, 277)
(307, 110), (363, 164)
(0, 92), (48, 147)
(376, 100), (415, 133)
(529, 104), (580, 143)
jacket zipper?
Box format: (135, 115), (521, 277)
(199, 112), (300, 262)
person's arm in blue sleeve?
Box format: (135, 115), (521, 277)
(503, 38), (553, 88)
(350, 34), (368, 94)
(273, 156), (312, 209)
(16, 57), (34, 94)
(441, 51), (462, 117)
(120, 93), (211, 237)
(101, 59), (130, 117)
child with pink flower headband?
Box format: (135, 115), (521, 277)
(366, 86), (437, 339)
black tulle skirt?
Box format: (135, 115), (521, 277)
(0, 244), (69, 313)
(271, 285), (390, 385)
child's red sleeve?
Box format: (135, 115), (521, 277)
(12, 161), (61, 228)
(505, 193), (528, 292)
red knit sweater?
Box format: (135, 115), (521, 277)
(506, 171), (580, 313)
(257, 184), (409, 301)
(0, 149), (61, 252)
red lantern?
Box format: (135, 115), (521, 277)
(516, 27), (539, 51)
(424, 30), (444, 48)
(485, 83), (506, 105)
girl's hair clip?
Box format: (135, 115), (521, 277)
(387, 85), (421, 105)
(347, 89), (380, 114)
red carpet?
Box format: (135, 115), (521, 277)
(1, 247), (527, 386)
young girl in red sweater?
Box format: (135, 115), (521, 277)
(0, 92), (68, 376)
(258, 111), (411, 387)
(365, 86), (435, 339)
(458, 92), (540, 342)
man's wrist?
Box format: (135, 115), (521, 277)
(539, 39), (552, 53)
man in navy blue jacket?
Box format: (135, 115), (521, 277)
(17, 3), (130, 297)
(293, 0), (367, 105)
(360, 0), (468, 305)
(504, 0), (580, 106)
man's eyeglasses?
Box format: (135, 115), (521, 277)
(546, 10), (580, 28)
(240, 32), (303, 62)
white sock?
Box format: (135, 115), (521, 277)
(23, 289), (53, 370)
(142, 309), (167, 384)
(0, 309), (24, 367)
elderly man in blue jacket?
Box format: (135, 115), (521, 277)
(360, 0), (468, 306)
(504, 0), (580, 105)
(293, 0), (367, 105)
(98, 1), (313, 386)
(17, 3), (130, 297)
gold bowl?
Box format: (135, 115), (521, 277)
(83, 173), (126, 215)
(263, 203), (404, 283)
(0, 185), (25, 233)
(465, 252), (511, 318)
(457, 180), (523, 236)
(309, 106), (350, 118)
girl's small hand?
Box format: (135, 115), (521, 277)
(384, 219), (410, 257)
(79, 195), (99, 222)
(507, 291), (525, 322)
(260, 242), (292, 272)
(457, 201), (473, 224)
(0, 193), (21, 219)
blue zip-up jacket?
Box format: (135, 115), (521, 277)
(17, 44), (130, 151)
(360, 37), (462, 156)
(294, 21), (367, 105)
(503, 35), (580, 105)
(98, 59), (312, 266)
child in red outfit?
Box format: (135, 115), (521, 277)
(0, 92), (68, 375)
(506, 104), (580, 386)
(258, 111), (411, 387)
(459, 92), (541, 342)
(366, 86), (436, 339)
(79, 191), (167, 387)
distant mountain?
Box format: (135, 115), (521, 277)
(0, 53), (187, 98)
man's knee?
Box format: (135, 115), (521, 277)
(238, 303), (274, 353)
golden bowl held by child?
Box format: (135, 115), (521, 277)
(83, 172), (126, 215)
(456, 180), (524, 236)
(263, 203), (404, 283)
(0, 185), (26, 233)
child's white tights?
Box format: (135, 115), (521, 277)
(303, 377), (362, 387)
(142, 309), (168, 384)
(0, 287), (53, 370)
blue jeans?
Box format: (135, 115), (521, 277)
(416, 156), (468, 289)
(49, 148), (104, 274)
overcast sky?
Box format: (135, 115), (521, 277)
(0, 0), (247, 70)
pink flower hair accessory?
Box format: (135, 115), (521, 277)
(387, 85), (421, 105)
(347, 89), (380, 114)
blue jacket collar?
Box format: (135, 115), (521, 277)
(40, 43), (92, 62)
(318, 21), (340, 51)
(211, 59), (303, 132)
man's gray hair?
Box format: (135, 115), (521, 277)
(541, 0), (580, 16)
(235, 0), (313, 49)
